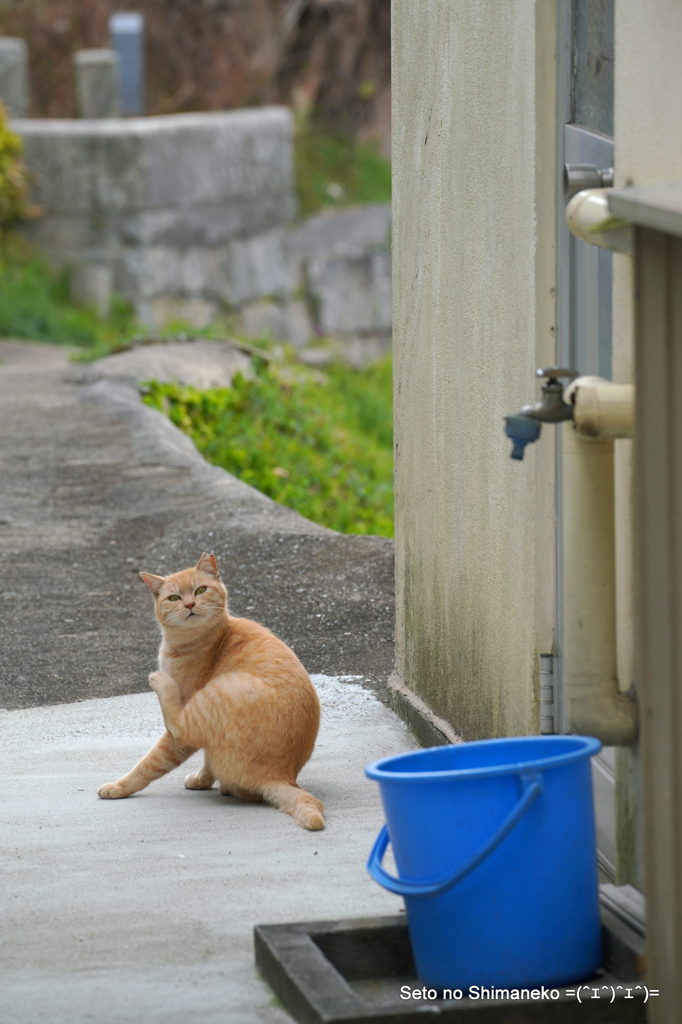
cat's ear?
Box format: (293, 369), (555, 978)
(140, 572), (166, 596)
(196, 552), (220, 578)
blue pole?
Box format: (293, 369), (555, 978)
(109, 12), (144, 116)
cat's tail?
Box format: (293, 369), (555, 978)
(260, 780), (325, 831)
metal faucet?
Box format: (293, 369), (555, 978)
(504, 368), (577, 460)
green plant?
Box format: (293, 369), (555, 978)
(294, 118), (391, 217)
(0, 104), (34, 235)
(0, 239), (264, 359)
(143, 355), (394, 537)
(0, 242), (138, 350)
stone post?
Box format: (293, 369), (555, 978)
(73, 49), (120, 119)
(109, 13), (145, 116)
(70, 265), (113, 321)
(0, 38), (29, 118)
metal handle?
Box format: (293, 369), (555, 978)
(367, 773), (543, 899)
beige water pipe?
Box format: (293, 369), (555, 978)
(561, 377), (638, 745)
(566, 377), (634, 440)
(565, 188), (633, 254)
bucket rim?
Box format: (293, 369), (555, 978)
(365, 734), (601, 783)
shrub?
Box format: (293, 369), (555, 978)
(0, 105), (34, 235)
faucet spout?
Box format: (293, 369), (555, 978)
(505, 368), (577, 460)
(504, 414), (542, 460)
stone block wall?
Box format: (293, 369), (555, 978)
(14, 108), (296, 327)
(234, 204), (392, 353)
(13, 106), (392, 355)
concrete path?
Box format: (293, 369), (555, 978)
(0, 341), (412, 1023)
(1, 681), (411, 1024)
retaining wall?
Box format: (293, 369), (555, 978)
(13, 106), (391, 351)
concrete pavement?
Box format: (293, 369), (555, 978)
(1, 679), (411, 1024)
(0, 340), (413, 1023)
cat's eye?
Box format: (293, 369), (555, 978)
(195, 586), (207, 595)
(167, 595), (182, 602)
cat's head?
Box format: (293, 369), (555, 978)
(140, 552), (228, 630)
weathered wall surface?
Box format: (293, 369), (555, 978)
(392, 0), (557, 739)
(16, 108), (296, 327)
(612, 0), (682, 890)
(13, 107), (391, 347)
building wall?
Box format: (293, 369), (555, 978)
(392, 0), (557, 739)
(612, 0), (682, 888)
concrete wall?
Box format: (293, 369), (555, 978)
(612, 0), (682, 889)
(15, 108), (295, 327)
(392, 0), (557, 739)
(13, 107), (391, 349)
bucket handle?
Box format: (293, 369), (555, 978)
(367, 772), (543, 899)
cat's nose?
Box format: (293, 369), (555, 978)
(185, 601), (195, 609)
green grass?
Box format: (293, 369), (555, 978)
(0, 243), (240, 359)
(294, 123), (391, 217)
(143, 355), (394, 537)
(0, 243), (138, 351)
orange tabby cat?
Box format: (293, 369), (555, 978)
(98, 552), (324, 830)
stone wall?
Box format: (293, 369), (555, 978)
(238, 204), (391, 355)
(12, 106), (391, 355)
(14, 108), (294, 327)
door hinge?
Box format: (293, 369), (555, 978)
(540, 653), (558, 734)
(564, 162), (614, 199)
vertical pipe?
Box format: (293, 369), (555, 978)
(562, 422), (637, 744)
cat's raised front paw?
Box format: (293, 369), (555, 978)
(98, 782), (129, 799)
(149, 670), (174, 695)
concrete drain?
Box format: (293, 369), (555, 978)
(255, 897), (646, 1023)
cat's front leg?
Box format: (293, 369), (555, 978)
(185, 753), (215, 790)
(149, 670), (185, 742)
(149, 673), (213, 788)
(98, 731), (195, 799)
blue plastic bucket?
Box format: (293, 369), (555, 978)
(366, 735), (602, 991)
